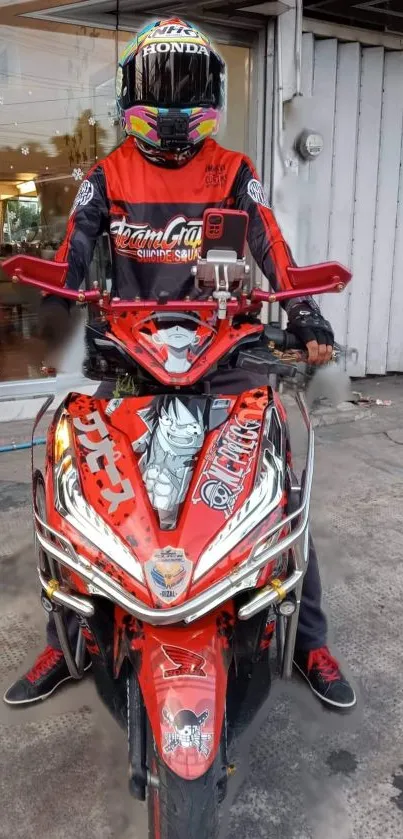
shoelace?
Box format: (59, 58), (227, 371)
(26, 646), (64, 684)
(307, 647), (341, 683)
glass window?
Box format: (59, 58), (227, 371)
(0, 23), (118, 381)
(218, 44), (250, 153)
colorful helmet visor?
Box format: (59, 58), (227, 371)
(120, 105), (220, 148)
(117, 18), (225, 147)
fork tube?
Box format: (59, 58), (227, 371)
(276, 613), (285, 672)
(53, 610), (82, 679)
(75, 627), (86, 673)
(281, 578), (303, 679)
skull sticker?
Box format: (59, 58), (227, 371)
(163, 708), (212, 757)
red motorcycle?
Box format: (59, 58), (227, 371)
(3, 210), (351, 839)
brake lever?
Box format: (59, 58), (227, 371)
(333, 343), (358, 364)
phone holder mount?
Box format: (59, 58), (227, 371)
(191, 248), (251, 319)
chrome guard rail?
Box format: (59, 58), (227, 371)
(35, 392), (313, 635)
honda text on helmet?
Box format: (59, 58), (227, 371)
(116, 18), (225, 157)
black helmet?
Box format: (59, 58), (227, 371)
(116, 18), (226, 164)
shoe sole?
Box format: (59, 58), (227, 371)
(3, 662), (92, 707)
(293, 660), (357, 709)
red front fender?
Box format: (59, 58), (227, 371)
(115, 606), (234, 780)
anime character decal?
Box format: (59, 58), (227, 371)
(140, 316), (215, 375)
(149, 325), (200, 373)
(132, 395), (231, 528)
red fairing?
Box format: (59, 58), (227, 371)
(118, 606), (234, 780)
(108, 310), (263, 386)
(58, 388), (272, 607)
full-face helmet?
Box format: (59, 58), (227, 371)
(116, 18), (225, 162)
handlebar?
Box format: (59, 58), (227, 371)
(2, 255), (353, 316)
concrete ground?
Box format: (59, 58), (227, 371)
(1, 376), (403, 839)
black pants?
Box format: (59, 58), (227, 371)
(46, 371), (327, 653)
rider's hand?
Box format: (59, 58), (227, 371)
(286, 301), (334, 365)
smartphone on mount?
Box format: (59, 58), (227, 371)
(200, 209), (249, 260)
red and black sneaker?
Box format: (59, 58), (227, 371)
(293, 646), (356, 710)
(3, 645), (91, 706)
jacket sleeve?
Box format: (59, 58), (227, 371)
(231, 156), (295, 293)
(55, 165), (109, 290)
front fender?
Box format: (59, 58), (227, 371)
(118, 606), (234, 781)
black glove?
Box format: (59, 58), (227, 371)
(286, 300), (334, 364)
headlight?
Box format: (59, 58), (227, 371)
(54, 412), (72, 463)
(193, 448), (283, 582)
(54, 415), (144, 585)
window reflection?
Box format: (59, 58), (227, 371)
(0, 24), (118, 380)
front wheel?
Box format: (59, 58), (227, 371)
(147, 736), (220, 839)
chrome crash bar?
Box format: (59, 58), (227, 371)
(36, 393), (313, 673)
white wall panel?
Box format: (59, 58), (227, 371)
(366, 52), (403, 374)
(301, 31), (314, 97)
(387, 138), (403, 372)
(308, 39), (338, 265)
(297, 32), (315, 266)
(321, 42), (360, 348)
(293, 36), (403, 374)
(346, 47), (384, 377)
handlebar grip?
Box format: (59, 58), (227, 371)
(264, 325), (305, 352)
(283, 331), (306, 351)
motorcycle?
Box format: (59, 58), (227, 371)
(2, 209), (351, 839)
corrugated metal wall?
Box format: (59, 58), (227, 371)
(300, 34), (403, 376)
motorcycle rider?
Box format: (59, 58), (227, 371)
(4, 18), (356, 711)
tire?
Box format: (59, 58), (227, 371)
(147, 734), (220, 839)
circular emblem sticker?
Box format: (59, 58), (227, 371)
(70, 180), (94, 216)
(200, 479), (233, 512)
(145, 547), (192, 605)
(247, 178), (270, 208)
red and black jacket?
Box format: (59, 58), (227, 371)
(56, 136), (295, 300)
